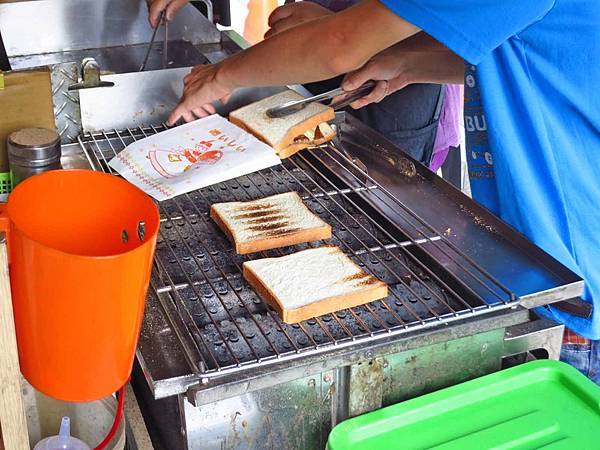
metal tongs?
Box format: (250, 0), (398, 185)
(266, 80), (377, 119)
(139, 10), (169, 72)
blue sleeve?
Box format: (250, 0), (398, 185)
(380, 0), (555, 64)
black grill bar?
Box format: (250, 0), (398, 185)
(323, 142), (516, 303)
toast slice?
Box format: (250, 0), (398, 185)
(243, 246), (389, 323)
(278, 122), (336, 159)
(210, 192), (332, 255)
(229, 90), (336, 158)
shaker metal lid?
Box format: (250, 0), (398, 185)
(8, 128), (61, 166)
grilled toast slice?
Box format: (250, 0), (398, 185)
(229, 90), (336, 158)
(210, 192), (332, 255)
(243, 246), (388, 323)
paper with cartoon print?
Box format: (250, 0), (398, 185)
(109, 115), (281, 201)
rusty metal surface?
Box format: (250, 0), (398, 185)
(132, 316), (565, 450)
(186, 308), (529, 406)
(381, 328), (504, 405)
(182, 372), (335, 449)
(348, 359), (385, 418)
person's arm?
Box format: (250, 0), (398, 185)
(264, 2), (333, 39)
(341, 32), (464, 108)
(168, 0), (419, 124)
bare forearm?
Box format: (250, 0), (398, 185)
(341, 37), (464, 108)
(396, 31), (453, 52)
(405, 51), (465, 85)
(217, 0), (419, 90)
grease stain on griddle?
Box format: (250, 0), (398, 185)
(459, 204), (497, 234)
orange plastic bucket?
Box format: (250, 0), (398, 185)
(0, 170), (159, 401)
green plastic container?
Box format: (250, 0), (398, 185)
(0, 172), (10, 196)
(328, 360), (600, 449)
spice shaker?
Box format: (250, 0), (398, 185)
(7, 128), (61, 188)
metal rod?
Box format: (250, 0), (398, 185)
(305, 146), (495, 308)
(272, 162), (434, 323)
(107, 128), (245, 369)
(325, 143), (515, 302)
(162, 18), (168, 69)
(76, 123), (520, 379)
(225, 169), (360, 340)
(186, 161), (334, 347)
(139, 11), (165, 72)
(89, 130), (219, 372)
(247, 166), (410, 329)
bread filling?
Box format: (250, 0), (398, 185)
(293, 122), (331, 144)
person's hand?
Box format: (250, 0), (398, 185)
(147, 0), (189, 28)
(167, 64), (234, 125)
(340, 46), (414, 109)
(265, 2), (332, 38)
(341, 44), (463, 108)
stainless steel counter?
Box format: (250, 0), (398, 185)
(1, 0), (220, 70)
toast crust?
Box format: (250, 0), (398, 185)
(243, 248), (389, 323)
(229, 100), (335, 151)
(210, 193), (332, 255)
(277, 123), (337, 159)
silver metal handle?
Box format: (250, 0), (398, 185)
(329, 80), (377, 110)
(265, 81), (376, 119)
(140, 10), (165, 72)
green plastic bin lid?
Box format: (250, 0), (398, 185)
(328, 360), (600, 449)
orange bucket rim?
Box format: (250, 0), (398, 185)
(4, 169), (160, 259)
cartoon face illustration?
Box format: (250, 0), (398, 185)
(147, 139), (223, 178)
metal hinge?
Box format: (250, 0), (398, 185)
(68, 58), (114, 91)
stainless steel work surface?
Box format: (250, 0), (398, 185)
(0, 0), (219, 60)
(74, 112), (583, 400)
(1, 0), (230, 78)
(10, 40), (211, 74)
(79, 68), (191, 132)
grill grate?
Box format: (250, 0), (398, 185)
(79, 123), (519, 379)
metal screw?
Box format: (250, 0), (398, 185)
(308, 378), (316, 387)
(365, 350), (374, 359)
(137, 221), (146, 241)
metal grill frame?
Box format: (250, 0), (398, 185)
(78, 123), (520, 381)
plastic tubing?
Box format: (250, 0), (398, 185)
(94, 383), (126, 450)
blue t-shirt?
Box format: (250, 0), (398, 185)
(380, 0), (600, 339)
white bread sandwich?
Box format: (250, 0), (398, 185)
(210, 192), (332, 255)
(243, 246), (389, 323)
(229, 90), (336, 159)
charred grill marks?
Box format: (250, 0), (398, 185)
(231, 208), (279, 220)
(244, 214), (287, 225)
(233, 205), (300, 238)
(344, 272), (378, 287)
(249, 221), (291, 232)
